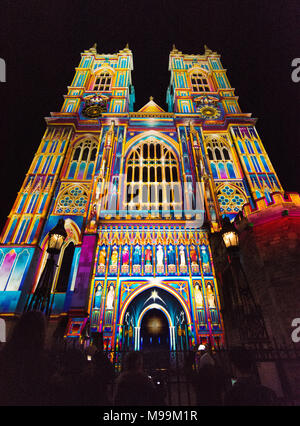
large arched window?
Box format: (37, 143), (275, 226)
(206, 137), (237, 180)
(93, 71), (112, 91)
(190, 72), (210, 92)
(67, 139), (97, 180)
(33, 220), (80, 296)
(125, 138), (181, 214)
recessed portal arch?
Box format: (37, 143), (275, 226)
(120, 286), (190, 352)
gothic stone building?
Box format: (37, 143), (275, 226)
(1, 44), (299, 357)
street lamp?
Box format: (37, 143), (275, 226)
(221, 215), (239, 251)
(47, 219), (67, 254)
(24, 219), (67, 316)
(220, 215), (269, 347)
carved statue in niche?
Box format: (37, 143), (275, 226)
(93, 284), (102, 309)
(106, 284), (115, 310)
(110, 246), (118, 266)
(200, 246), (211, 274)
(206, 283), (216, 308)
(156, 245), (164, 266)
(145, 245), (152, 265)
(167, 245), (175, 265)
(132, 245), (141, 265)
(190, 245), (198, 265)
(99, 246), (106, 266)
(179, 245), (186, 266)
(194, 283), (204, 308)
(122, 245), (129, 265)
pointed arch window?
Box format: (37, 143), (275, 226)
(191, 72), (210, 92)
(125, 138), (181, 214)
(67, 139), (97, 180)
(206, 137), (237, 180)
(260, 156), (270, 172)
(93, 71), (112, 91)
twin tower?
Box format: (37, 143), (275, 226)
(0, 44), (284, 351)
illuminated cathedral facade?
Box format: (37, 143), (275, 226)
(0, 44), (285, 352)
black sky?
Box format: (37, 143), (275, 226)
(0, 0), (299, 231)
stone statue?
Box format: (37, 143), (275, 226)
(99, 246), (106, 266)
(207, 283), (216, 308)
(133, 245), (141, 265)
(167, 245), (175, 265)
(106, 284), (115, 310)
(94, 284), (102, 309)
(200, 246), (211, 274)
(179, 245), (186, 266)
(156, 245), (164, 266)
(194, 284), (203, 308)
(145, 245), (152, 265)
(190, 245), (198, 265)
(110, 246), (118, 266)
(122, 245), (129, 265)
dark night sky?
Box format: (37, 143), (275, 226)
(0, 0), (299, 232)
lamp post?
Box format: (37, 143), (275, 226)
(220, 216), (269, 347)
(24, 219), (67, 317)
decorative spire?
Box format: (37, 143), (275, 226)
(33, 177), (43, 193)
(204, 45), (212, 54)
(171, 44), (178, 53)
(24, 176), (33, 193)
(87, 43), (97, 53)
(204, 45), (217, 55)
(149, 96), (154, 101)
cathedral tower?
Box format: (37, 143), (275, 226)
(0, 44), (287, 351)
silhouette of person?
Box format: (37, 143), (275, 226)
(0, 310), (51, 405)
(114, 351), (161, 406)
(87, 349), (115, 405)
(194, 347), (226, 406)
(49, 348), (89, 406)
(224, 346), (278, 406)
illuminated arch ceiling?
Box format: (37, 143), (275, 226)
(119, 282), (192, 326)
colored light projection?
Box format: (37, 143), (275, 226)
(0, 44), (285, 351)
(0, 247), (34, 311)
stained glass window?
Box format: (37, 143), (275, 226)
(67, 139), (97, 180)
(206, 137), (237, 180)
(125, 138), (181, 214)
(93, 72), (112, 91)
(191, 72), (210, 92)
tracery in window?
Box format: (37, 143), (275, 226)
(206, 137), (237, 179)
(67, 139), (97, 180)
(125, 138), (181, 214)
(93, 71), (112, 91)
(191, 72), (210, 92)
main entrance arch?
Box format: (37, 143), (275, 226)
(120, 285), (190, 352)
(140, 307), (170, 351)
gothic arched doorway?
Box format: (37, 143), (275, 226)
(140, 308), (169, 351)
(120, 285), (190, 352)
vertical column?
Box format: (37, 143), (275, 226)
(69, 234), (98, 314)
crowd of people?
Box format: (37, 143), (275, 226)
(0, 311), (278, 406)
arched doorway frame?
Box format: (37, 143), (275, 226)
(119, 281), (192, 325)
(118, 281), (193, 350)
(136, 303), (175, 351)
